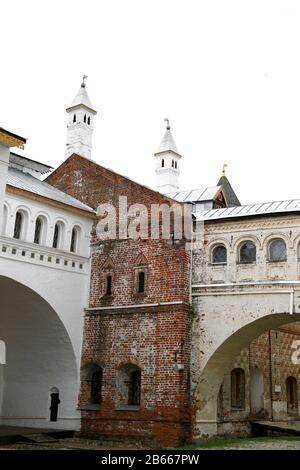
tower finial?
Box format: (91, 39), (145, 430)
(81, 75), (88, 88)
(164, 118), (170, 130)
(222, 163), (228, 176)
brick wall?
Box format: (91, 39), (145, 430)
(47, 154), (192, 446)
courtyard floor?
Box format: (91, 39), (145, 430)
(0, 436), (300, 450)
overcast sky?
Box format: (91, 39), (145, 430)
(2, 0), (300, 204)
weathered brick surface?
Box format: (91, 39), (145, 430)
(47, 154), (192, 446)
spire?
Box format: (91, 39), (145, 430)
(154, 119), (182, 194)
(217, 165), (241, 207)
(65, 77), (97, 160)
(156, 118), (179, 155)
(66, 76), (96, 113)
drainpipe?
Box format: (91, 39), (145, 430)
(268, 331), (274, 421)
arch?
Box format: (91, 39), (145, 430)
(238, 240), (256, 263)
(0, 275), (78, 429)
(13, 210), (25, 240)
(262, 232), (291, 250)
(192, 313), (300, 438)
(161, 159), (164, 168)
(73, 114), (76, 123)
(233, 234), (261, 251)
(211, 244), (227, 264)
(52, 220), (66, 249)
(286, 376), (298, 416)
(231, 368), (245, 409)
(33, 215), (47, 245)
(87, 116), (91, 125)
(81, 363), (103, 405)
(70, 225), (81, 253)
(116, 363), (142, 407)
(268, 238), (287, 262)
(84, 114), (87, 123)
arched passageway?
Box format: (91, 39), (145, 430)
(193, 313), (300, 438)
(0, 276), (79, 429)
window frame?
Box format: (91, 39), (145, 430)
(238, 240), (256, 264)
(211, 244), (227, 265)
(268, 238), (287, 262)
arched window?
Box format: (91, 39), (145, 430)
(81, 364), (103, 406)
(231, 368), (245, 409)
(172, 160), (174, 168)
(70, 227), (79, 253)
(286, 376), (298, 415)
(73, 114), (76, 123)
(84, 114), (87, 123)
(49, 387), (60, 422)
(268, 238), (287, 262)
(175, 161), (177, 169)
(87, 116), (91, 125)
(34, 217), (43, 244)
(212, 244), (227, 264)
(239, 241), (256, 263)
(117, 364), (141, 407)
(161, 159), (164, 168)
(13, 211), (23, 239)
(52, 223), (60, 249)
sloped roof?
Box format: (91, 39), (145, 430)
(7, 167), (94, 213)
(155, 128), (180, 155)
(66, 85), (96, 112)
(194, 199), (300, 221)
(217, 174), (241, 207)
(166, 186), (221, 203)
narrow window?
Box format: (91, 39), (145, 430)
(231, 368), (245, 409)
(73, 114), (76, 123)
(91, 370), (103, 404)
(13, 211), (23, 239)
(287, 376), (298, 415)
(52, 223), (60, 249)
(105, 275), (112, 295)
(128, 369), (141, 406)
(212, 244), (227, 264)
(87, 116), (91, 125)
(84, 114), (87, 123)
(70, 227), (77, 253)
(161, 159), (164, 168)
(138, 271), (145, 293)
(172, 160), (174, 168)
(34, 217), (42, 244)
(269, 239), (287, 262)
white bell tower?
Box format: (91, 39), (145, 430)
(154, 119), (182, 194)
(65, 76), (97, 160)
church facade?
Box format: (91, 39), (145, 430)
(0, 80), (300, 446)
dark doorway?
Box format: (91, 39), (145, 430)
(50, 388), (60, 422)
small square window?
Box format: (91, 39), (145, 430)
(12, 248), (17, 255)
(31, 253), (35, 259)
(40, 255), (44, 261)
(22, 250), (26, 256)
(2, 246), (7, 253)
(48, 256), (52, 262)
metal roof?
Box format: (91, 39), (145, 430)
(67, 85), (96, 112)
(194, 199), (300, 221)
(10, 152), (53, 175)
(155, 128), (180, 155)
(166, 186), (220, 202)
(7, 167), (94, 213)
